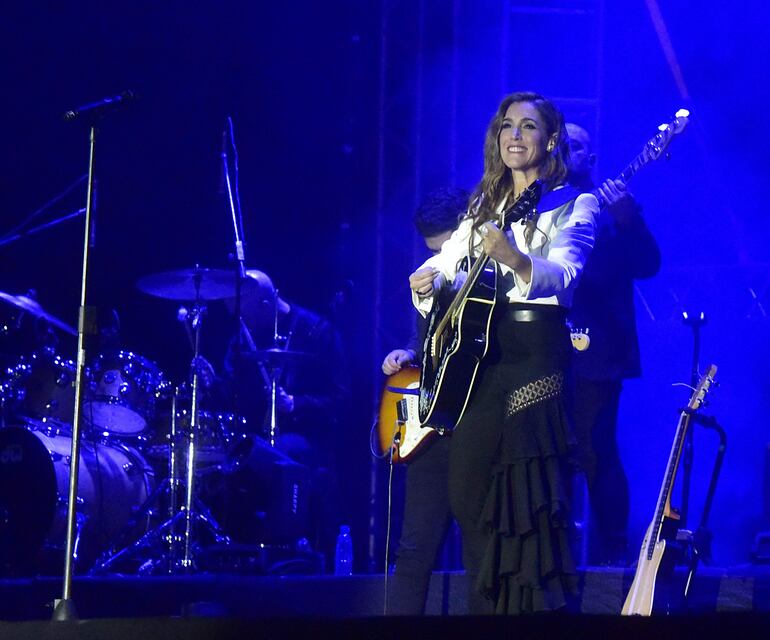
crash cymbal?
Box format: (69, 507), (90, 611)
(0, 291), (76, 336)
(241, 348), (309, 366)
(136, 267), (245, 301)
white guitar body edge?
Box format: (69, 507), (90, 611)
(621, 522), (667, 616)
(399, 380), (438, 460)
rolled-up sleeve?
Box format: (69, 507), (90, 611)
(411, 218), (476, 314)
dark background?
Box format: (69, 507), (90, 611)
(1, 0), (769, 569)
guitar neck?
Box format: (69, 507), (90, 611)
(618, 151), (647, 183)
(432, 182), (543, 337)
(647, 411), (690, 558)
(592, 152), (647, 203)
(434, 250), (490, 337)
(593, 109), (690, 204)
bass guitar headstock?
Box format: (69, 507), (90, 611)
(686, 363), (717, 412)
(640, 108), (690, 165)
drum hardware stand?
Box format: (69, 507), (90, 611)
(91, 298), (231, 575)
(89, 388), (182, 574)
(237, 291), (290, 448)
(178, 294), (225, 570)
(265, 289), (284, 448)
(221, 116), (249, 432)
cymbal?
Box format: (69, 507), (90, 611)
(0, 291), (76, 336)
(241, 348), (309, 366)
(136, 267), (244, 301)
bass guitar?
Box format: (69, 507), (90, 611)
(376, 366), (431, 463)
(377, 325), (591, 463)
(417, 181), (542, 431)
(621, 364), (718, 616)
(595, 108), (689, 206)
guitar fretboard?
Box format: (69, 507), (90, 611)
(432, 182), (542, 339)
(648, 412), (689, 559)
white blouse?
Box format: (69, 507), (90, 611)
(412, 190), (599, 313)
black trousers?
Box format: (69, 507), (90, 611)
(448, 363), (512, 615)
(570, 377), (629, 564)
(388, 435), (454, 615)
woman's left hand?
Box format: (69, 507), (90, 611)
(480, 222), (518, 266)
(480, 222), (531, 282)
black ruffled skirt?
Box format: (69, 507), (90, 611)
(474, 310), (578, 614)
(478, 382), (578, 614)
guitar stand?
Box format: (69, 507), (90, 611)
(679, 410), (727, 609)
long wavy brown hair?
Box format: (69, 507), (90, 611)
(469, 92), (570, 241)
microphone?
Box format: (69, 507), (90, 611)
(62, 90), (136, 122)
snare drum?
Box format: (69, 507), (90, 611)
(4, 349), (76, 428)
(85, 350), (165, 436)
(0, 424), (154, 573)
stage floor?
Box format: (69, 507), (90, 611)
(1, 565), (769, 620)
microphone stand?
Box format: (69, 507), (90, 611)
(221, 116), (248, 421)
(52, 91), (133, 621)
(0, 172), (87, 247)
(0, 209), (85, 249)
(52, 127), (99, 623)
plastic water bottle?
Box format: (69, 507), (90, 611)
(334, 524), (353, 576)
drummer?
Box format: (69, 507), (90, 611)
(220, 269), (351, 468)
(213, 269), (351, 558)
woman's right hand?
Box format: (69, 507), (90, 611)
(381, 349), (416, 375)
(409, 266), (440, 298)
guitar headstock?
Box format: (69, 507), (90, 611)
(566, 321), (590, 352)
(687, 363), (717, 412)
(570, 329), (590, 352)
(500, 179), (543, 226)
(639, 108), (690, 165)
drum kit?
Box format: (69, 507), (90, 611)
(0, 266), (311, 577)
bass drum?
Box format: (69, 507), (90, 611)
(0, 425), (154, 574)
